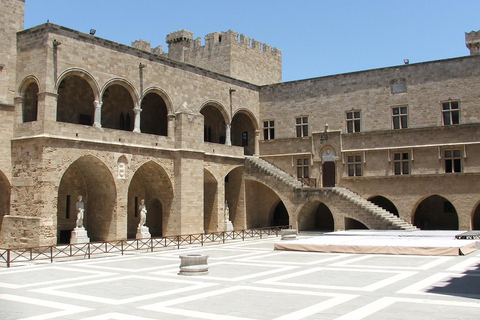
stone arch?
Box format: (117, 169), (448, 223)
(57, 155), (117, 243)
(18, 77), (39, 123)
(245, 179), (290, 229)
(0, 170), (11, 230)
(142, 87), (174, 115)
(204, 169), (218, 233)
(471, 200), (480, 230)
(101, 79), (139, 131)
(367, 195), (399, 217)
(297, 200), (334, 232)
(57, 72), (96, 125)
(56, 68), (101, 100)
(412, 194), (459, 230)
(127, 161), (173, 238)
(231, 109), (258, 155)
(200, 101), (229, 144)
(140, 91), (168, 136)
(225, 166), (245, 230)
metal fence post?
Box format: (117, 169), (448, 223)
(7, 249), (10, 268)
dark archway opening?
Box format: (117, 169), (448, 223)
(23, 82), (38, 122)
(368, 196), (399, 217)
(472, 204), (480, 230)
(345, 218), (368, 230)
(102, 84), (134, 131)
(272, 202), (289, 226)
(413, 195), (459, 230)
(298, 202), (334, 232)
(204, 169), (218, 233)
(201, 105), (226, 144)
(231, 112), (256, 155)
(57, 156), (116, 244)
(140, 92), (168, 136)
(57, 75), (94, 125)
(0, 171), (11, 230)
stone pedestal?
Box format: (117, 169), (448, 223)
(136, 226), (151, 239)
(70, 227), (90, 244)
(281, 229), (297, 240)
(178, 254), (209, 276)
(224, 220), (234, 232)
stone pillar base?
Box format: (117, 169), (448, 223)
(136, 226), (151, 239)
(70, 227), (90, 244)
(178, 254), (209, 276)
(225, 220), (234, 232)
(281, 229), (297, 240)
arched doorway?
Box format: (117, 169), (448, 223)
(23, 82), (38, 122)
(57, 156), (116, 244)
(368, 196), (399, 217)
(271, 201), (289, 227)
(245, 180), (285, 229)
(102, 84), (135, 131)
(413, 195), (459, 230)
(345, 218), (368, 230)
(298, 201), (334, 232)
(231, 111), (256, 155)
(321, 148), (336, 187)
(204, 169), (218, 233)
(57, 75), (95, 125)
(201, 104), (226, 144)
(0, 171), (11, 230)
(140, 92), (168, 136)
(127, 161), (173, 238)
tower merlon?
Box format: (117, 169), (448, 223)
(465, 30), (480, 55)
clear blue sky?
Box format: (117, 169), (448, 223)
(24, 0), (480, 83)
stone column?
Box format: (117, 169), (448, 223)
(133, 108), (142, 133)
(93, 100), (102, 128)
(14, 96), (24, 125)
(167, 114), (175, 138)
(254, 130), (260, 156)
(37, 91), (58, 122)
(225, 124), (231, 145)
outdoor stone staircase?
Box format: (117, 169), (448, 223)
(332, 187), (419, 231)
(245, 156), (302, 188)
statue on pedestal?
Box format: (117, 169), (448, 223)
(138, 199), (147, 228)
(76, 195), (85, 229)
(225, 201), (230, 221)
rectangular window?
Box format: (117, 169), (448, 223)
(393, 152), (410, 175)
(296, 158), (310, 178)
(346, 111), (361, 133)
(242, 131), (248, 146)
(444, 149), (462, 173)
(295, 116), (308, 137)
(392, 106), (408, 129)
(347, 155), (362, 177)
(263, 120), (275, 140)
(442, 101), (460, 125)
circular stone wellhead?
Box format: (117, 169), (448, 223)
(178, 254), (209, 276)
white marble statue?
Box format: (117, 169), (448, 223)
(138, 199), (147, 228)
(75, 195), (85, 229)
(225, 201), (230, 221)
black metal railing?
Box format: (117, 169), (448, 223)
(0, 225), (291, 267)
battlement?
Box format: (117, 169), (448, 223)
(465, 30), (480, 55)
(131, 39), (164, 56)
(165, 29), (282, 85)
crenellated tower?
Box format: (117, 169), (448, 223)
(465, 30), (480, 55)
(0, 0), (25, 106)
(166, 29), (282, 86)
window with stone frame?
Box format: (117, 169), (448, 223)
(444, 149), (462, 173)
(442, 101), (460, 125)
(263, 120), (275, 140)
(347, 155), (362, 177)
(295, 116), (309, 137)
(393, 152), (410, 175)
(392, 106), (408, 129)
(346, 110), (361, 133)
(296, 158), (310, 178)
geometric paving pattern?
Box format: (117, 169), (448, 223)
(1, 236), (480, 319)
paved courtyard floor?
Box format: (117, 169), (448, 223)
(1, 235), (480, 319)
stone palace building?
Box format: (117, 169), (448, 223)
(1, 0), (480, 248)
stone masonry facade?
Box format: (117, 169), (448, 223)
(1, 0), (480, 248)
